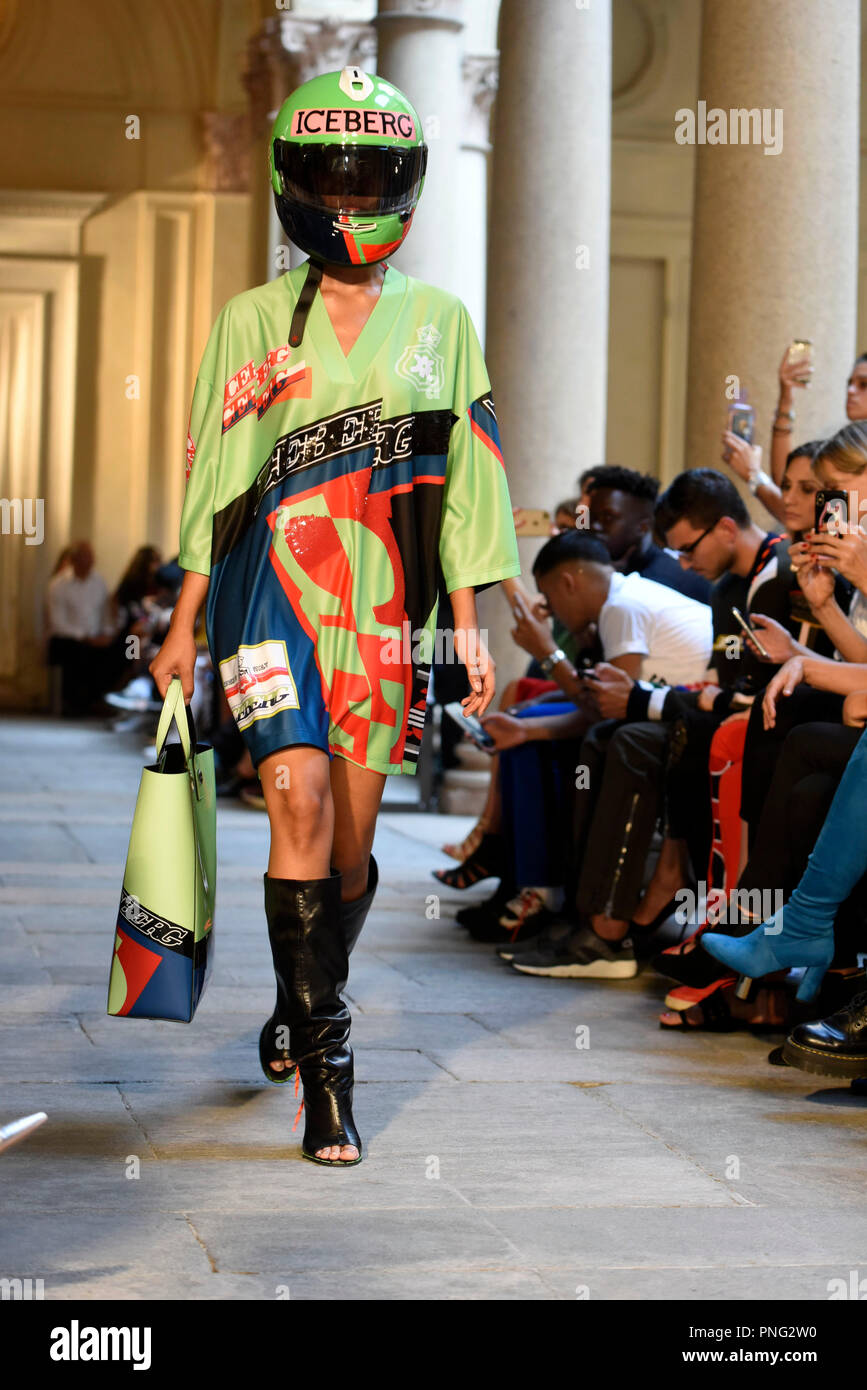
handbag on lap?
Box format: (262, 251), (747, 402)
(107, 676), (216, 1022)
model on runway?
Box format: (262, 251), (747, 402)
(150, 66), (520, 1165)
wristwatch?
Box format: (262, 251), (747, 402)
(748, 469), (772, 495)
(539, 647), (567, 676)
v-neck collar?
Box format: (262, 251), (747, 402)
(287, 261), (407, 384)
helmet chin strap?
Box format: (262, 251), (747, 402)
(288, 257), (324, 349)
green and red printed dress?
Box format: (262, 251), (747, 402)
(179, 260), (521, 774)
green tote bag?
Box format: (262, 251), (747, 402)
(107, 677), (216, 1022)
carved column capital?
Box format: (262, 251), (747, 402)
(461, 53), (498, 153)
(244, 15), (376, 125)
(200, 111), (250, 193)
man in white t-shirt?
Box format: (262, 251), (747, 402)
(597, 567), (712, 687)
(476, 531), (711, 969)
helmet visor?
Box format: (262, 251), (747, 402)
(274, 140), (427, 217)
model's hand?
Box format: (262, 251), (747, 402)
(746, 613), (799, 663)
(479, 712), (527, 750)
(509, 592), (554, 661)
(587, 662), (633, 719)
(762, 656), (805, 730)
(149, 622), (197, 702)
(454, 626), (495, 717)
(843, 690), (867, 728)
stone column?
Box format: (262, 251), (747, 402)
(374, 0), (465, 296)
(480, 0), (612, 686)
(457, 53), (497, 345)
(685, 0), (860, 487)
(243, 15), (376, 284)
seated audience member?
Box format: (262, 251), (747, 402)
(440, 495), (589, 862)
(46, 541), (119, 715)
(436, 531), (712, 944)
(504, 469), (799, 976)
(701, 697), (867, 1049)
(771, 348), (867, 488)
(585, 465), (711, 602)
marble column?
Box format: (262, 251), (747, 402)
(685, 0), (860, 488)
(243, 15), (376, 284)
(374, 0), (465, 296)
(481, 0), (612, 685)
(457, 53), (497, 345)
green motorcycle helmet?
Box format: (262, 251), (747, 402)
(269, 66), (428, 266)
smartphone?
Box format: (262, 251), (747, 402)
(731, 606), (771, 660)
(727, 402), (755, 445)
(513, 508), (552, 537)
(814, 488), (849, 536)
(442, 700), (495, 751)
(785, 339), (813, 385)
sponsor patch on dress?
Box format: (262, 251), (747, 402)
(219, 640), (301, 730)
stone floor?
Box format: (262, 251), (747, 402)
(1, 714), (866, 1301)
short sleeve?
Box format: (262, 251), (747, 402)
(438, 305), (520, 594)
(178, 320), (225, 576)
(598, 601), (652, 661)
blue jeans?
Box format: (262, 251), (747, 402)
(498, 702), (580, 888)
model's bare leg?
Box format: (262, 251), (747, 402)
(259, 745), (334, 880)
(330, 754), (387, 899)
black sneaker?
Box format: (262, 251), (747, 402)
(510, 924), (637, 979)
(496, 918), (573, 963)
(783, 990), (867, 1079)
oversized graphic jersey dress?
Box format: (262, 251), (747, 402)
(179, 261), (521, 775)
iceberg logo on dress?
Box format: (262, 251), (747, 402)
(395, 324), (445, 400)
(219, 640), (301, 730)
(222, 349), (312, 434)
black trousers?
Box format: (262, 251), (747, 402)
(569, 720), (670, 921)
(740, 685), (846, 832)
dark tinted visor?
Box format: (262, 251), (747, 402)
(274, 141), (427, 216)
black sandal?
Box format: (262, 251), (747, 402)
(432, 833), (505, 890)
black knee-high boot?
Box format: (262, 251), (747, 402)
(259, 855), (379, 1084)
(263, 868), (362, 1164)
(342, 853), (379, 954)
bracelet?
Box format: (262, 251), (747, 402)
(749, 469), (772, 495)
(772, 423), (794, 435)
(539, 647), (567, 676)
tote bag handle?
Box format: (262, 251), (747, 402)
(154, 677), (200, 784)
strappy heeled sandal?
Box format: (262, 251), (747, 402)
(441, 819), (487, 862)
(659, 980), (737, 1031)
(432, 833), (506, 890)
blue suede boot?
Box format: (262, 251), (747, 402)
(701, 725), (867, 1002)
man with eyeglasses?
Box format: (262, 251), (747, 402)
(657, 468), (795, 695)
